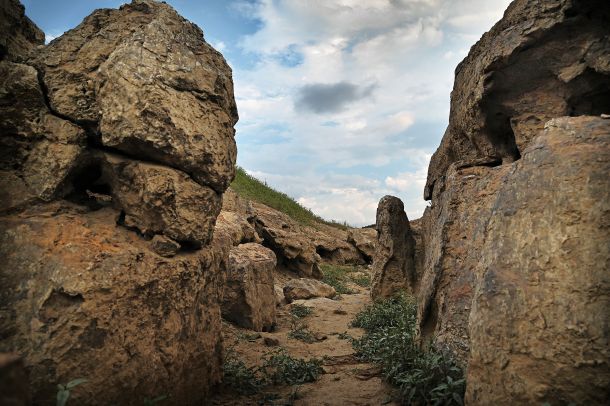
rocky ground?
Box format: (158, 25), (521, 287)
(212, 274), (398, 406)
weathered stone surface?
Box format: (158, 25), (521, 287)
(102, 153), (221, 247)
(0, 353), (30, 406)
(252, 202), (322, 279)
(312, 230), (364, 265)
(0, 203), (228, 405)
(347, 228), (377, 263)
(0, 0), (44, 61)
(32, 0), (238, 192)
(283, 278), (336, 302)
(370, 196), (416, 299)
(150, 234), (180, 257)
(215, 210), (260, 247)
(221, 243), (277, 332)
(466, 117), (610, 404)
(0, 61), (86, 209)
(274, 284), (286, 307)
(416, 164), (510, 364)
(424, 0), (610, 200)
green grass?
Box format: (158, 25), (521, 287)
(320, 264), (371, 294)
(231, 167), (349, 229)
(350, 294), (465, 405)
(288, 319), (316, 344)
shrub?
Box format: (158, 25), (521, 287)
(351, 294), (465, 405)
(351, 273), (371, 288)
(222, 356), (262, 395)
(288, 319), (316, 343)
(261, 349), (323, 385)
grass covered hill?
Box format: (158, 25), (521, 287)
(230, 167), (348, 230)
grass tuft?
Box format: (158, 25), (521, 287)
(350, 294), (465, 405)
(231, 167), (349, 229)
(320, 264), (372, 294)
(261, 349), (324, 385)
(290, 304), (313, 319)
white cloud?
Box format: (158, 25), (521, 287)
(233, 0), (512, 225)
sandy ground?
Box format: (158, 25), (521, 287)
(210, 283), (398, 406)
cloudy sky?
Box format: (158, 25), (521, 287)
(24, 0), (512, 226)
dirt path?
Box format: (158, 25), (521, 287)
(211, 285), (397, 405)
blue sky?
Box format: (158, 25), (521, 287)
(23, 0), (511, 226)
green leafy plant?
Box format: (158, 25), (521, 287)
(56, 378), (87, 406)
(290, 303), (313, 318)
(351, 294), (465, 405)
(260, 349), (323, 385)
(288, 319), (316, 344)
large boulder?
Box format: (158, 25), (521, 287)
(424, 0), (610, 200)
(31, 0), (238, 193)
(370, 196), (417, 299)
(416, 164), (510, 363)
(221, 243), (277, 332)
(252, 202), (322, 279)
(0, 1), (239, 403)
(0, 203), (228, 404)
(283, 279), (336, 302)
(466, 117), (610, 404)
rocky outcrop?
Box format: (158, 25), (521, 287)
(466, 117), (610, 404)
(370, 196), (416, 299)
(347, 228), (377, 263)
(221, 243), (277, 332)
(413, 0), (610, 403)
(252, 202), (323, 278)
(283, 279), (337, 302)
(0, 0), (44, 61)
(312, 229), (364, 265)
(0, 204), (228, 404)
(0, 1), (238, 403)
(424, 0), (610, 200)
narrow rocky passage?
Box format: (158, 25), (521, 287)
(211, 282), (398, 406)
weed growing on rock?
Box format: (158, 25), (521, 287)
(261, 349), (323, 385)
(56, 378), (87, 406)
(290, 303), (313, 318)
(351, 294), (465, 405)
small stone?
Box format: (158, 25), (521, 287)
(263, 337), (280, 347)
(333, 309), (347, 315)
(150, 235), (181, 257)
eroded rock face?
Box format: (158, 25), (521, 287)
(221, 243), (277, 332)
(424, 0), (610, 200)
(347, 228), (377, 263)
(252, 202), (322, 279)
(0, 204), (228, 404)
(0, 1), (238, 403)
(31, 0), (238, 192)
(0, 0), (44, 61)
(415, 0), (610, 401)
(0, 353), (30, 406)
(466, 117), (610, 404)
(370, 196), (416, 299)
(283, 279), (336, 302)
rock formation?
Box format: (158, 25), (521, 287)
(221, 243), (277, 332)
(347, 227), (377, 263)
(413, 0), (610, 403)
(370, 195), (417, 299)
(0, 0), (237, 403)
(283, 279), (337, 302)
